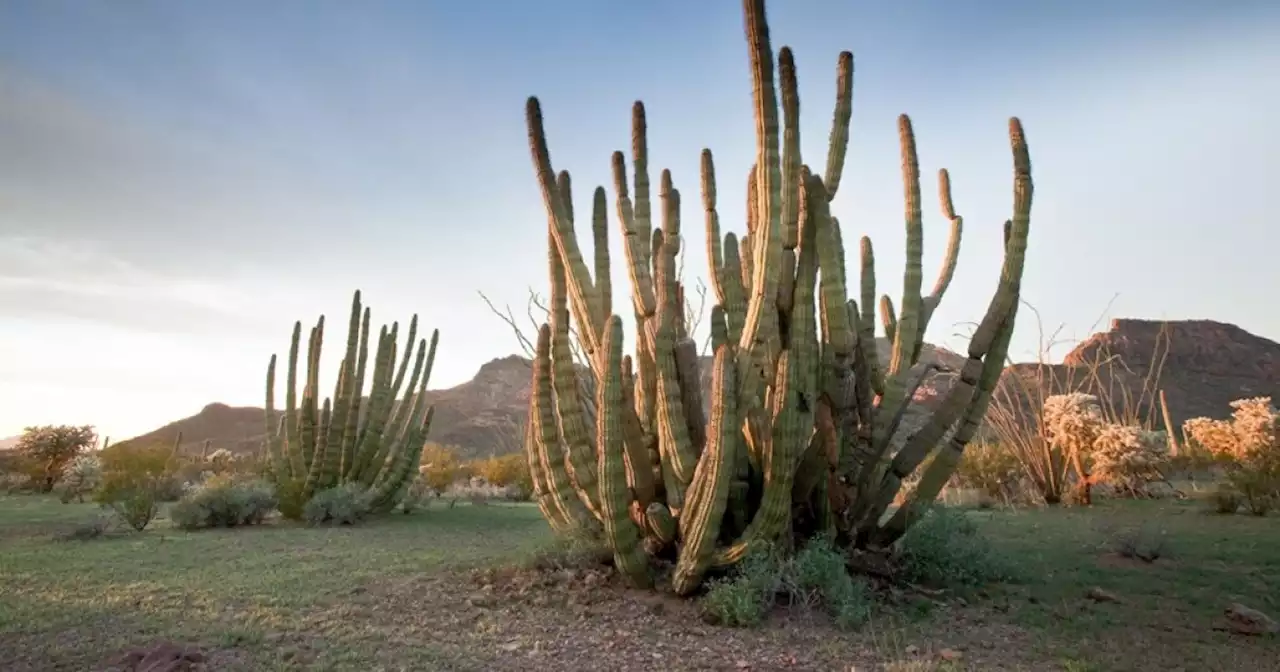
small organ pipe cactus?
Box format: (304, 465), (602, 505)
(263, 290), (440, 513)
(520, 0), (1032, 593)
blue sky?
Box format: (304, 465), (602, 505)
(1, 0), (1277, 441)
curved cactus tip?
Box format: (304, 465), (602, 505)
(938, 169), (956, 219)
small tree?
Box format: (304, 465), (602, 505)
(420, 443), (470, 492)
(16, 425), (98, 493)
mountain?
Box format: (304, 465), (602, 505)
(111, 319), (1279, 459)
(0, 436), (19, 451)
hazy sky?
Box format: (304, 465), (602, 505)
(2, 0), (1277, 442)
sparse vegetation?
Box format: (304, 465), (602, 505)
(3, 0), (1276, 670)
(1, 494), (1275, 670)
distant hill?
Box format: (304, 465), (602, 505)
(113, 319), (1280, 459)
(0, 436), (19, 451)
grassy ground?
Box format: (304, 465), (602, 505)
(0, 494), (1276, 671)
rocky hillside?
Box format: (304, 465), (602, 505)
(114, 319), (1279, 458)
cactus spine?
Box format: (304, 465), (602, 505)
(264, 290), (439, 513)
(520, 0), (1032, 593)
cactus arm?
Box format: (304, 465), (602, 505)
(592, 187), (613, 328)
(714, 350), (803, 567)
(858, 238), (884, 396)
(338, 307), (371, 483)
(525, 98), (604, 366)
(325, 291), (363, 465)
(531, 324), (595, 529)
(823, 51), (853, 201)
(598, 315), (650, 588)
(673, 344), (740, 595)
(877, 116), (926, 440)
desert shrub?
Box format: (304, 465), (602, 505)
(786, 537), (874, 628)
(1041, 393), (1105, 503)
(1207, 482), (1244, 514)
(169, 475), (277, 530)
(395, 471), (436, 514)
(1106, 521), (1169, 563)
(420, 443), (472, 492)
(470, 454), (532, 496)
(274, 477), (310, 521)
(952, 442), (1023, 506)
(701, 544), (784, 627)
(896, 505), (1018, 588)
(55, 453), (102, 503)
(1089, 425), (1171, 497)
(446, 476), (523, 503)
(93, 444), (174, 531)
(1184, 397), (1280, 515)
(303, 483), (373, 525)
(701, 539), (873, 629)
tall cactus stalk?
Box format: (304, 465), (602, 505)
(520, 0), (1033, 593)
(263, 290), (440, 513)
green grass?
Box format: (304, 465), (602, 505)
(1, 494), (1276, 671)
(0, 496), (552, 670)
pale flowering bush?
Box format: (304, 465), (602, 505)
(1089, 425), (1171, 497)
(56, 453), (102, 503)
(445, 476), (523, 503)
(205, 448), (236, 467)
(1042, 393), (1105, 456)
(1183, 397), (1280, 515)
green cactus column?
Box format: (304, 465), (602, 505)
(263, 290), (440, 515)
(515, 0), (1034, 595)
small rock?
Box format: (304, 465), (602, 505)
(500, 640), (522, 652)
(1224, 603), (1279, 636)
(904, 645), (919, 655)
(939, 648), (963, 662)
(1086, 587), (1121, 603)
(736, 661), (751, 669)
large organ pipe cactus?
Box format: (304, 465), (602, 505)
(522, 0), (1032, 593)
(263, 290), (440, 513)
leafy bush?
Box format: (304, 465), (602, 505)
(1208, 482), (1243, 514)
(701, 539), (873, 629)
(169, 476), (277, 530)
(420, 443), (473, 491)
(303, 483), (373, 525)
(55, 453), (102, 503)
(701, 545), (783, 627)
(786, 537), (873, 628)
(93, 444), (174, 531)
(952, 442), (1024, 506)
(896, 505), (1018, 588)
(469, 454), (532, 496)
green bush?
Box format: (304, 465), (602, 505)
(93, 445), (174, 531)
(896, 505), (1018, 588)
(303, 483), (373, 526)
(169, 476), (277, 530)
(701, 545), (782, 627)
(701, 539), (873, 629)
(275, 477), (310, 521)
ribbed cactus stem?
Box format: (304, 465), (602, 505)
(264, 289), (439, 514)
(517, 0), (1033, 594)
